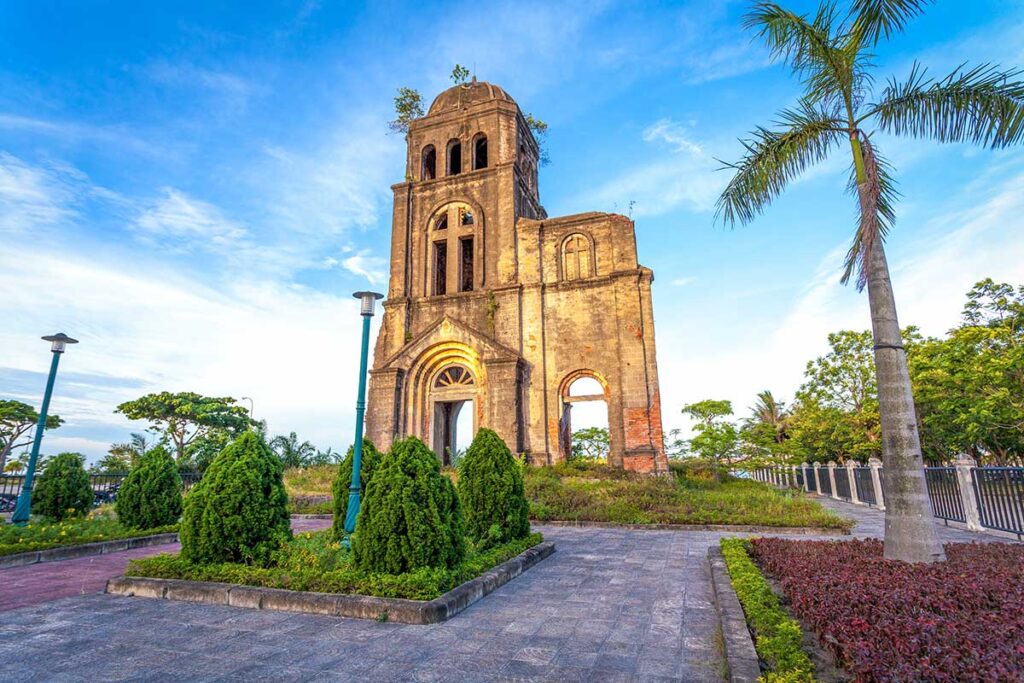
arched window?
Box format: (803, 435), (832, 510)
(434, 213), (448, 231)
(472, 134), (488, 170)
(447, 139), (462, 176)
(434, 365), (475, 388)
(562, 233), (593, 281)
(421, 145), (436, 180)
(428, 201), (481, 295)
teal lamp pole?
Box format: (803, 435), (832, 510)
(12, 333), (78, 526)
(342, 291), (384, 547)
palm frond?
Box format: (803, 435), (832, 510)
(849, 0), (932, 47)
(841, 135), (899, 289)
(716, 105), (845, 226)
(868, 63), (1024, 148)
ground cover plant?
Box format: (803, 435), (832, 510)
(720, 538), (815, 682)
(751, 538), (1024, 682)
(127, 529), (543, 601)
(525, 460), (850, 530)
(0, 517), (177, 556)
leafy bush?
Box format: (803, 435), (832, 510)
(115, 446), (182, 529)
(331, 439), (382, 540)
(32, 452), (93, 520)
(353, 436), (465, 574)
(179, 431), (291, 565)
(457, 428), (530, 549)
(720, 539), (815, 682)
(751, 538), (1024, 682)
(128, 530), (543, 601)
(0, 517), (176, 556)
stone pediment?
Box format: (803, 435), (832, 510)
(378, 315), (521, 370)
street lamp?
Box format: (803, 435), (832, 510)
(342, 291), (384, 547)
(240, 396), (254, 419)
(12, 333), (78, 526)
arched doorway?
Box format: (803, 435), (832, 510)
(558, 372), (610, 462)
(430, 364), (478, 465)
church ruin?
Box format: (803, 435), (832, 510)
(365, 79), (668, 473)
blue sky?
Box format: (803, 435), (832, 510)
(2, 0), (1023, 462)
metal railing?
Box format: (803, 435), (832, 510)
(834, 468), (851, 500)
(818, 468), (832, 496)
(924, 467), (966, 523)
(0, 472), (201, 513)
(805, 466), (817, 493)
(853, 467), (876, 506)
(973, 468), (1024, 537)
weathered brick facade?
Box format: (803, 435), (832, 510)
(366, 79), (667, 473)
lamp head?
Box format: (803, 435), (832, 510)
(42, 332), (78, 354)
(353, 291), (384, 317)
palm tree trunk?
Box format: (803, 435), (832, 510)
(864, 238), (946, 563)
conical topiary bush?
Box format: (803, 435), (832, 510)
(115, 446), (182, 529)
(33, 452), (93, 520)
(353, 436), (465, 574)
(457, 428), (530, 549)
(332, 438), (382, 540)
(179, 431), (290, 565)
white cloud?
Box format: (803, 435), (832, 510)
(341, 251), (388, 285)
(0, 152), (79, 233)
(671, 276), (697, 287)
(643, 119), (704, 155)
(133, 188), (249, 252)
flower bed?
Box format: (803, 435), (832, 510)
(751, 538), (1024, 682)
(0, 518), (177, 557)
(127, 530), (543, 601)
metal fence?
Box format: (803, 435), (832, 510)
(973, 468), (1024, 537)
(853, 467), (877, 506)
(818, 468), (833, 497)
(804, 466), (817, 493)
(834, 469), (852, 500)
(924, 467), (966, 523)
(0, 472), (202, 513)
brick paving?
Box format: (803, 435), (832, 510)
(0, 503), (1013, 682)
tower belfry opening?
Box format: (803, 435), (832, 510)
(366, 79), (667, 473)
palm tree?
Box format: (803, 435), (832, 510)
(270, 432), (317, 469)
(717, 1), (1024, 563)
(748, 390), (790, 447)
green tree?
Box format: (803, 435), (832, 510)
(115, 446), (182, 529)
(179, 432), (291, 565)
(331, 438), (383, 540)
(32, 452), (93, 520)
(457, 428), (530, 550)
(0, 399), (62, 472)
(524, 113), (551, 165)
(717, 0), (1023, 562)
(115, 392), (252, 465)
(388, 87), (424, 134)
(353, 436), (465, 574)
(682, 400), (741, 478)
(450, 63), (470, 84)
(740, 390), (792, 462)
(571, 427), (610, 461)
(269, 431), (317, 469)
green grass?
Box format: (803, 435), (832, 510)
(524, 461), (851, 530)
(719, 538), (816, 682)
(0, 516), (177, 557)
(283, 465), (336, 497)
(126, 530), (544, 601)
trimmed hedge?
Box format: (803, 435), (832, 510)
(353, 436), (465, 574)
(719, 538), (815, 682)
(457, 428), (530, 550)
(179, 431), (291, 565)
(331, 438), (382, 540)
(32, 452), (93, 520)
(115, 446), (182, 529)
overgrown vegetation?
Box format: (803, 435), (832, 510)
(332, 438), (382, 539)
(32, 452), (93, 520)
(525, 460), (849, 529)
(128, 530), (543, 601)
(720, 538), (815, 682)
(179, 431), (291, 565)
(0, 517), (176, 557)
(457, 428), (530, 550)
(115, 446), (181, 530)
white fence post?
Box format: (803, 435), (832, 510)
(800, 462), (810, 492)
(791, 465), (799, 489)
(846, 460), (860, 504)
(827, 461), (839, 499)
(954, 455), (983, 531)
(812, 462), (822, 494)
(868, 457), (885, 510)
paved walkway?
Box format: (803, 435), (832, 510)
(0, 503), (1014, 682)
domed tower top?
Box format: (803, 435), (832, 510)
(428, 78), (516, 116)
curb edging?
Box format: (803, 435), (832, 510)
(106, 541), (556, 624)
(707, 546), (762, 683)
(0, 533), (179, 570)
(538, 519), (849, 535)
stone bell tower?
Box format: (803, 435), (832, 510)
(366, 78), (668, 473)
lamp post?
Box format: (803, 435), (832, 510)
(342, 291), (384, 548)
(12, 333), (78, 526)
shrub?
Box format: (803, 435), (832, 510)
(32, 452), (93, 520)
(115, 446), (182, 529)
(353, 436), (465, 574)
(331, 438), (382, 540)
(752, 538), (1024, 682)
(457, 428), (530, 550)
(179, 431), (291, 565)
